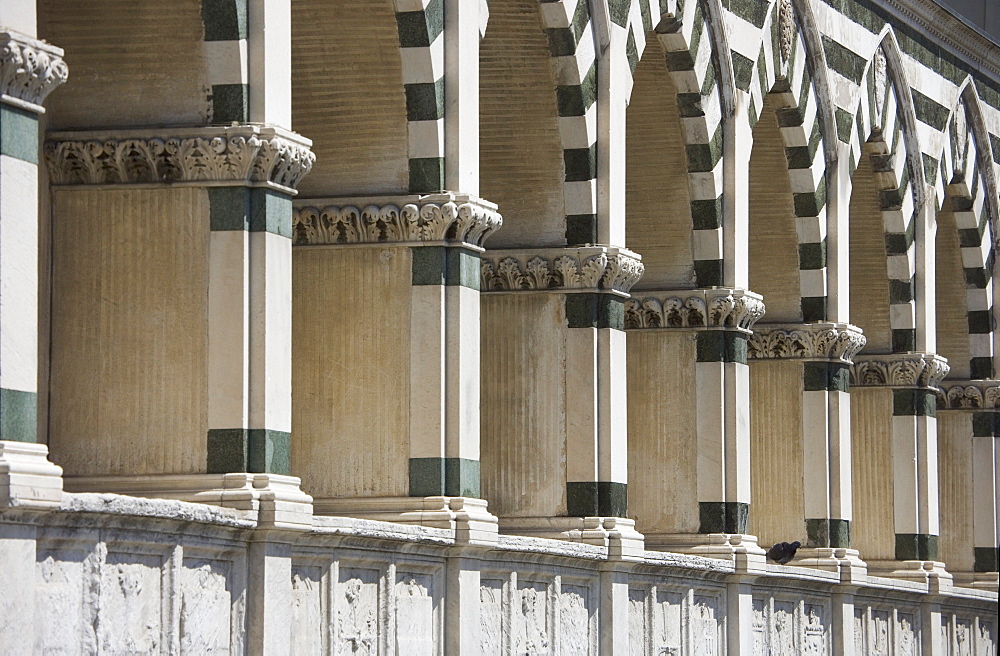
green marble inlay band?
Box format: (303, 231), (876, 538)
(202, 0), (247, 40)
(565, 214), (598, 245)
(699, 501), (749, 534)
(972, 412), (1000, 437)
(208, 188), (293, 237)
(211, 84), (249, 124)
(411, 246), (480, 289)
(565, 294), (625, 330)
(206, 428), (290, 475)
(807, 518), (851, 548)
(0, 105), (39, 164)
(408, 457), (480, 498)
(974, 546), (999, 572)
(0, 388), (37, 443)
(409, 157), (445, 193)
(892, 388), (937, 417)
(696, 331), (748, 364)
(895, 533), (938, 561)
(566, 482), (628, 517)
(803, 362), (851, 392)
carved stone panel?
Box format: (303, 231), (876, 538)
(957, 618), (973, 656)
(336, 568), (379, 656)
(559, 584), (591, 655)
(872, 610), (890, 656)
(654, 590), (683, 656)
(803, 604), (827, 654)
(291, 565), (324, 655)
(395, 574), (435, 656)
(514, 581), (550, 655)
(854, 609), (866, 656)
(35, 548), (95, 654)
(978, 620), (997, 656)
(480, 579), (504, 655)
(180, 558), (232, 655)
(752, 597), (768, 655)
(692, 595), (721, 655)
(896, 613), (916, 655)
(773, 601), (796, 654)
(628, 588), (647, 655)
(99, 552), (163, 654)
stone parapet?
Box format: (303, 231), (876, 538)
(481, 246), (644, 297)
(0, 30), (67, 113)
(624, 287), (765, 332)
(44, 125), (315, 193)
(851, 353), (951, 388)
(292, 194), (501, 248)
(748, 322), (866, 363)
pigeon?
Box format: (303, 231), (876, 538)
(766, 541), (801, 565)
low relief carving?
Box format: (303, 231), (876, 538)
(480, 580), (503, 655)
(44, 127), (314, 190)
(778, 0), (795, 63)
(628, 589), (647, 655)
(804, 605), (826, 654)
(180, 559), (232, 655)
(873, 48), (887, 128)
(936, 381), (1000, 409)
(293, 200), (501, 248)
(625, 289), (765, 332)
(515, 583), (549, 655)
(482, 248), (643, 295)
(395, 575), (434, 656)
(560, 585), (590, 654)
(337, 571), (378, 655)
(0, 31), (68, 110)
(774, 601), (796, 654)
(692, 596), (719, 655)
(99, 554), (162, 654)
(952, 100), (969, 180)
(979, 621), (997, 656)
(291, 566), (323, 655)
(957, 619), (972, 656)
(872, 610), (890, 656)
(752, 598), (768, 656)
(854, 610), (866, 656)
(897, 613), (916, 655)
(655, 590), (683, 656)
(36, 551), (92, 654)
(851, 354), (950, 388)
(749, 323), (866, 363)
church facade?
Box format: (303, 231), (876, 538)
(0, 0), (997, 652)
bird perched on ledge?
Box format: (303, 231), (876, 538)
(766, 541), (801, 565)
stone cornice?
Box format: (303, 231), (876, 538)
(481, 247), (643, 297)
(0, 30), (67, 113)
(624, 288), (765, 333)
(44, 125), (314, 193)
(292, 194), (502, 248)
(878, 0), (1000, 82)
(851, 353), (950, 388)
(935, 380), (1000, 409)
(748, 323), (866, 363)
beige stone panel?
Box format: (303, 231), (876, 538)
(627, 331), (699, 534)
(625, 43), (695, 290)
(934, 207), (971, 379)
(38, 0), (210, 128)
(480, 0), (565, 248)
(849, 154), (892, 353)
(292, 0), (408, 196)
(748, 361), (805, 546)
(937, 412), (974, 572)
(48, 188), (209, 476)
(481, 294), (566, 517)
(850, 388), (896, 560)
(748, 99), (801, 322)
(291, 247), (410, 499)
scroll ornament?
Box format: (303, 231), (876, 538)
(0, 31), (68, 110)
(481, 249), (643, 295)
(851, 354), (950, 388)
(625, 290), (765, 332)
(748, 324), (866, 363)
(935, 381), (1000, 409)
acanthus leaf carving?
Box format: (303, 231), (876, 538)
(625, 289), (762, 332)
(778, 0), (795, 64)
(481, 247), (643, 294)
(0, 31), (68, 111)
(936, 380), (1000, 409)
(850, 353), (950, 388)
(747, 323), (866, 363)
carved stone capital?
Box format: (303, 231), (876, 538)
(624, 288), (764, 333)
(44, 125), (315, 193)
(935, 380), (1000, 410)
(748, 323), (866, 363)
(481, 246), (643, 296)
(292, 194), (501, 248)
(0, 30), (68, 113)
(851, 353), (950, 388)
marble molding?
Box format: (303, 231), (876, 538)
(851, 353), (951, 388)
(748, 322), (867, 363)
(44, 125), (315, 192)
(481, 246), (644, 296)
(936, 380), (1000, 409)
(0, 30), (68, 112)
(292, 194), (502, 248)
(624, 288), (765, 333)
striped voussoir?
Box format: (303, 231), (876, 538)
(201, 0), (249, 124)
(937, 94), (997, 378)
(394, 0), (446, 193)
(538, 0), (600, 245)
(654, 0), (725, 287)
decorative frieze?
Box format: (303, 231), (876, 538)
(935, 380), (1000, 410)
(850, 353), (950, 388)
(481, 247), (643, 296)
(624, 288), (764, 333)
(0, 31), (68, 112)
(748, 323), (866, 363)
(44, 125), (315, 192)
(292, 194), (501, 248)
